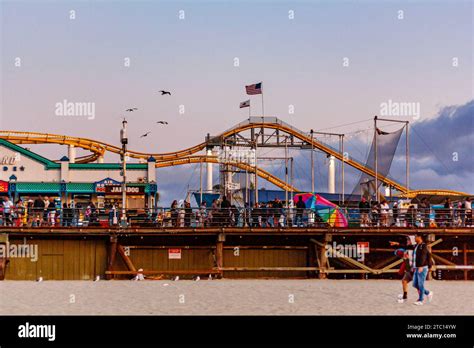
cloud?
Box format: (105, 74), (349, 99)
(410, 100), (474, 177)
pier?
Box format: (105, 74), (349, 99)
(1, 225), (472, 281)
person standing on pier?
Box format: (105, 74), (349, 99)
(2, 197), (13, 226)
(462, 197), (472, 227)
(418, 198), (430, 228)
(295, 196), (306, 227)
(358, 197), (370, 227)
(412, 234), (434, 305)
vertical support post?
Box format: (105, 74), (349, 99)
(0, 234), (9, 280)
(254, 135), (258, 205)
(319, 233), (332, 279)
(341, 134), (345, 204)
(216, 233), (225, 278)
(463, 242), (468, 281)
(374, 116), (378, 201)
(199, 160), (203, 205)
(106, 235), (118, 280)
(426, 234), (436, 280)
(328, 156), (336, 194)
(120, 119), (128, 227)
(290, 157), (294, 202)
(310, 129), (314, 193)
(206, 148), (213, 192)
(68, 145), (76, 164)
(406, 121), (410, 196)
(285, 136), (288, 205)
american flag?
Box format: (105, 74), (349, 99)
(245, 82), (262, 95)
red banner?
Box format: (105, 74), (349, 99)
(0, 181), (8, 193)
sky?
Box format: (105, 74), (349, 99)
(1, 0), (473, 205)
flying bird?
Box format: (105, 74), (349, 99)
(126, 108), (138, 112)
(158, 90), (171, 96)
(156, 121), (168, 125)
(140, 132), (151, 138)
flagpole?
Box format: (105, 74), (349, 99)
(261, 92), (264, 116)
(374, 116), (378, 202)
(249, 103), (251, 118)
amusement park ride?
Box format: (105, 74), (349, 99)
(0, 116), (469, 200)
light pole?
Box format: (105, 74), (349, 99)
(310, 129), (314, 193)
(120, 119), (128, 227)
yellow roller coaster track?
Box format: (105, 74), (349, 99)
(0, 118), (470, 197)
(155, 155), (298, 192)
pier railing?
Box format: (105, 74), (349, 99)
(0, 206), (472, 229)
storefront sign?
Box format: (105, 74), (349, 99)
(1, 153), (20, 165)
(168, 248), (182, 260)
(0, 180), (8, 193)
(95, 178), (121, 193)
(105, 185), (144, 195)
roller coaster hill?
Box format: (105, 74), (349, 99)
(0, 116), (472, 281)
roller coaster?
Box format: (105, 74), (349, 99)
(0, 117), (469, 198)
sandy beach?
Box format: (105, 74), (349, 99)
(0, 279), (472, 315)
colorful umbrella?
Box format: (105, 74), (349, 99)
(293, 193), (348, 227)
(292, 193), (316, 208)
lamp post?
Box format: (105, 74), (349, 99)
(120, 119), (128, 228)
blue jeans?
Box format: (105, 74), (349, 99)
(413, 266), (430, 301)
(295, 214), (304, 227)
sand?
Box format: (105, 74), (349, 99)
(0, 279), (472, 315)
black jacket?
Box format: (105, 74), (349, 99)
(413, 243), (433, 268)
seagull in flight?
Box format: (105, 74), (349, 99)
(156, 121), (168, 125)
(126, 108), (138, 112)
(140, 132), (151, 138)
(158, 90), (171, 96)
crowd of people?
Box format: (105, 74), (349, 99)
(0, 196), (100, 227)
(358, 197), (473, 228)
(162, 195), (326, 228)
(1, 194), (472, 228)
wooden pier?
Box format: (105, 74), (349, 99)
(0, 227), (472, 281)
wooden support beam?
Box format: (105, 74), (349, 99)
(372, 255), (398, 270)
(314, 234), (332, 279)
(308, 241), (317, 278)
(432, 253), (457, 266)
(106, 235), (118, 280)
(325, 269), (399, 274)
(312, 237), (376, 274)
(0, 234), (9, 280)
(105, 269), (221, 276)
(221, 267), (321, 271)
(0, 255), (8, 280)
(463, 242), (468, 280)
(117, 245), (136, 272)
(216, 233), (225, 277)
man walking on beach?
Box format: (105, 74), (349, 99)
(412, 234), (434, 305)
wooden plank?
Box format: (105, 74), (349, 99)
(105, 269), (221, 275)
(221, 267), (320, 271)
